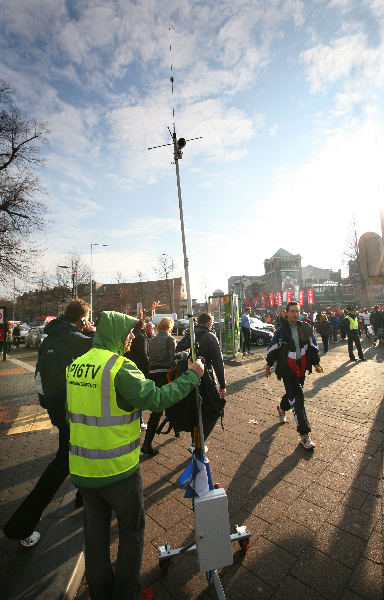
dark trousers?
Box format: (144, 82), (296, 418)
(241, 327), (251, 353)
(348, 332), (364, 360)
(340, 325), (347, 340)
(142, 372), (167, 448)
(281, 377), (311, 435)
(3, 398), (70, 539)
(79, 470), (145, 600)
(332, 327), (338, 342)
(321, 335), (329, 354)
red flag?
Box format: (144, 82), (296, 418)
(307, 289), (314, 305)
(286, 290), (292, 303)
(253, 296), (260, 307)
(244, 299), (251, 307)
(276, 292), (282, 306)
(260, 293), (267, 307)
(269, 292), (274, 307)
(298, 290), (304, 305)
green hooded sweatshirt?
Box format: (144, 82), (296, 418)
(70, 311), (200, 487)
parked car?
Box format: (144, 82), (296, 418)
(29, 315), (56, 328)
(173, 318), (189, 335)
(250, 317), (275, 333)
(249, 327), (273, 346)
(19, 324), (30, 343)
(25, 326), (47, 348)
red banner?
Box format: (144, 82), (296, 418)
(253, 296), (260, 308)
(276, 291), (282, 306)
(286, 290), (292, 303)
(244, 299), (251, 307)
(298, 290), (304, 305)
(260, 293), (267, 307)
(269, 292), (274, 307)
(307, 289), (314, 305)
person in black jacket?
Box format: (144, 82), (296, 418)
(125, 319), (149, 377)
(265, 301), (323, 450)
(176, 312), (226, 450)
(3, 299), (95, 548)
(317, 313), (332, 354)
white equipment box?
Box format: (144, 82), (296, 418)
(194, 488), (233, 572)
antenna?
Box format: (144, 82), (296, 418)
(147, 29), (202, 364)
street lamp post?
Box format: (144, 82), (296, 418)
(90, 243), (108, 322)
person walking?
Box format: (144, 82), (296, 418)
(339, 309), (347, 340)
(141, 317), (176, 456)
(3, 299), (95, 547)
(12, 323), (21, 349)
(345, 306), (366, 361)
(329, 312), (339, 343)
(240, 306), (252, 356)
(317, 313), (332, 354)
(66, 310), (203, 600)
(265, 301), (323, 450)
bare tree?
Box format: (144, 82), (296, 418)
(154, 254), (175, 313)
(0, 79), (48, 282)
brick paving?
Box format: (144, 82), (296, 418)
(75, 337), (383, 600)
(0, 340), (382, 599)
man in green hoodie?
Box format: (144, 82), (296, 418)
(66, 311), (203, 600)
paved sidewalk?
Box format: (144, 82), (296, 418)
(0, 339), (382, 600)
(76, 338), (383, 600)
(0, 348), (84, 600)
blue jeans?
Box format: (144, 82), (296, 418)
(79, 469), (145, 600)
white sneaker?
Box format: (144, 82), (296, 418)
(20, 531), (40, 548)
(140, 422), (147, 430)
(300, 435), (315, 450)
(277, 405), (286, 423)
(188, 444), (208, 454)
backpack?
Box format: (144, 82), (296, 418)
(156, 350), (226, 436)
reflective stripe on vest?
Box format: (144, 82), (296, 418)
(67, 349), (140, 479)
(346, 316), (358, 330)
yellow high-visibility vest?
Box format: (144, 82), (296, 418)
(346, 315), (358, 330)
(66, 348), (140, 480)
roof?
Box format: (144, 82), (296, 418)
(270, 248), (297, 259)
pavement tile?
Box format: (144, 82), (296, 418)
(271, 575), (327, 600)
(316, 470), (355, 494)
(263, 515), (314, 557)
(290, 546), (352, 599)
(310, 522), (365, 568)
(246, 495), (289, 524)
(284, 497), (329, 532)
(340, 488), (368, 510)
(327, 505), (376, 541)
(351, 473), (381, 496)
(361, 530), (384, 565)
(219, 564), (274, 599)
(348, 557), (383, 600)
(146, 497), (191, 530)
(243, 535), (297, 588)
(300, 482), (343, 510)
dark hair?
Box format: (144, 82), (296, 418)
(286, 301), (300, 312)
(198, 312), (213, 325)
(135, 318), (145, 329)
(64, 298), (91, 322)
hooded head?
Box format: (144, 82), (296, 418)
(92, 311), (138, 355)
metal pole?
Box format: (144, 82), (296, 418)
(173, 130), (205, 455)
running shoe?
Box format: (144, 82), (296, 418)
(277, 405), (286, 423)
(20, 531), (40, 548)
(300, 435), (315, 450)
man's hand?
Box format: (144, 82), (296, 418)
(314, 364), (323, 374)
(219, 388), (226, 399)
(83, 320), (96, 333)
(188, 359), (204, 378)
(265, 366), (271, 378)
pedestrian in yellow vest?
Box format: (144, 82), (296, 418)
(67, 311), (203, 600)
(344, 306), (366, 362)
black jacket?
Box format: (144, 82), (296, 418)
(125, 326), (149, 376)
(36, 316), (93, 401)
(176, 324), (226, 389)
(266, 320), (320, 382)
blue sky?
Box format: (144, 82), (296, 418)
(1, 0), (384, 300)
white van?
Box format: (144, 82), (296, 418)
(151, 313), (177, 328)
